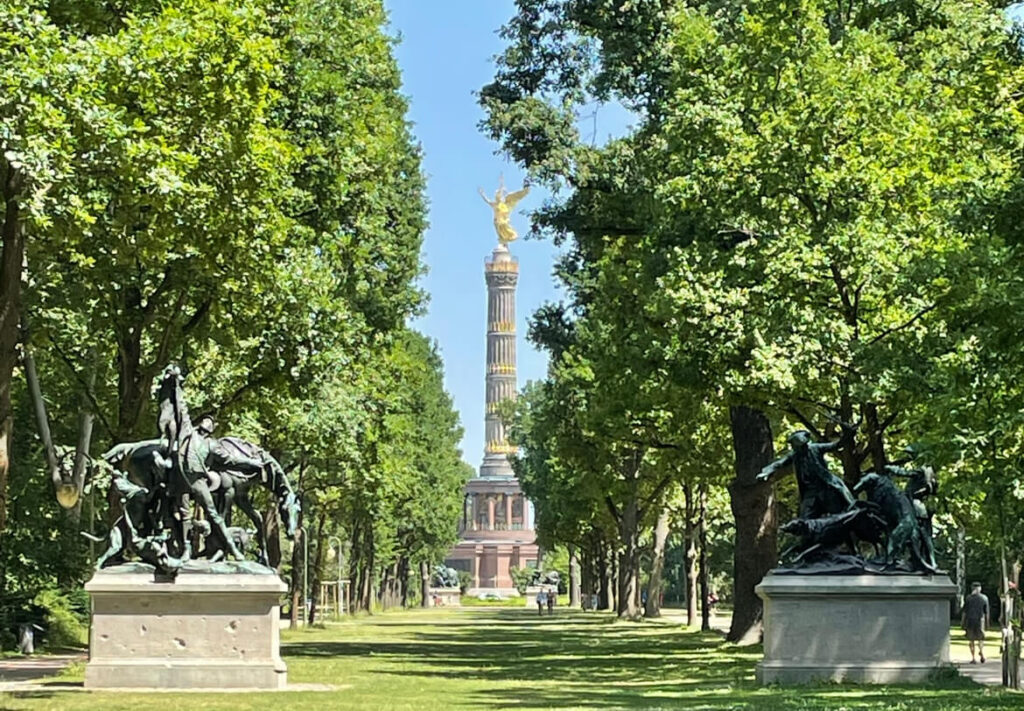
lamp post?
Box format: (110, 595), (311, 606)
(328, 535), (343, 618)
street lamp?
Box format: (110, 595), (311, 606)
(328, 535), (343, 618)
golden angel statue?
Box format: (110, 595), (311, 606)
(479, 177), (529, 244)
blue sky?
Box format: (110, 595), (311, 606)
(386, 1), (629, 470)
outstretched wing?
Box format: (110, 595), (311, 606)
(504, 186), (530, 208)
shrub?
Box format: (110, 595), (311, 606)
(33, 588), (88, 649)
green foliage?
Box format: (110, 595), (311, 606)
(0, 0), (454, 619)
(32, 587), (87, 649)
(509, 565), (532, 595)
(457, 570), (473, 595)
(485, 0), (1024, 616)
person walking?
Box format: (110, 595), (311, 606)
(546, 587), (555, 615)
(962, 581), (990, 663)
(536, 589), (545, 617)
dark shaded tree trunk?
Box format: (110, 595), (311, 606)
(580, 546), (592, 603)
(645, 507), (670, 618)
(727, 405), (777, 643)
(0, 161), (24, 534)
(569, 545), (581, 608)
(289, 525), (304, 629)
(684, 483), (697, 627)
(264, 506), (282, 570)
(837, 384), (863, 487)
(617, 497), (641, 619)
(420, 560), (430, 608)
(699, 484), (711, 632)
(599, 544), (615, 611)
(308, 510), (326, 624)
(861, 402), (887, 473)
(954, 526), (966, 617)
(399, 557), (410, 607)
(359, 528), (375, 612)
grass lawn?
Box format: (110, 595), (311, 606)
(0, 607), (1018, 710)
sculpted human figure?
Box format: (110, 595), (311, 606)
(882, 449), (939, 570)
(177, 414), (264, 560)
(757, 430), (855, 519)
(479, 177), (529, 244)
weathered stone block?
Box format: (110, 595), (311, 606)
(756, 572), (956, 684)
(85, 563), (287, 690)
(427, 587), (462, 607)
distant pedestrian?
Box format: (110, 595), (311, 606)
(546, 588), (555, 615)
(536, 590), (545, 616)
(962, 581), (990, 663)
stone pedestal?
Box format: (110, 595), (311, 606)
(756, 572), (956, 684)
(85, 562), (288, 690)
(427, 587), (462, 607)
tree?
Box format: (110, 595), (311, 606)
(482, 0), (1024, 639)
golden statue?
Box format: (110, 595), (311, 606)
(479, 177), (529, 244)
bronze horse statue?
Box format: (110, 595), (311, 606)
(208, 437), (300, 565)
(91, 365), (300, 574)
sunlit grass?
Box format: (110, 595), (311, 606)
(1, 607), (1018, 710)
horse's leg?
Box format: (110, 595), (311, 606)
(236, 489), (266, 565)
(192, 479), (243, 560)
(178, 492), (196, 560)
(95, 519), (126, 569)
(221, 482), (236, 530)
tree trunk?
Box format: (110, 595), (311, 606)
(308, 511), (326, 624)
(617, 497), (641, 619)
(399, 559), (408, 607)
(837, 384), (863, 487)
(645, 507), (671, 618)
(420, 560), (430, 608)
(954, 526), (966, 617)
(596, 546), (609, 610)
(580, 545), (592, 603)
(379, 564), (391, 609)
(264, 505), (282, 570)
(861, 402), (887, 473)
(359, 527), (375, 612)
(684, 483), (697, 627)
(289, 525), (304, 629)
(0, 160), (24, 534)
(569, 545), (581, 608)
(699, 483), (711, 632)
(726, 405), (777, 643)
(600, 543), (616, 611)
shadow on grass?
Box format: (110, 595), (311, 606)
(284, 609), (1017, 710)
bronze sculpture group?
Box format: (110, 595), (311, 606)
(90, 365), (300, 575)
(758, 428), (938, 573)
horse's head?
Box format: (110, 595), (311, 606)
(154, 363), (184, 402)
(279, 491), (301, 540)
(160, 363), (182, 385)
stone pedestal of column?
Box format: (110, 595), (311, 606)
(85, 562), (288, 690)
(756, 572), (956, 684)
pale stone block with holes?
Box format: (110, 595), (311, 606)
(85, 565), (287, 689)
